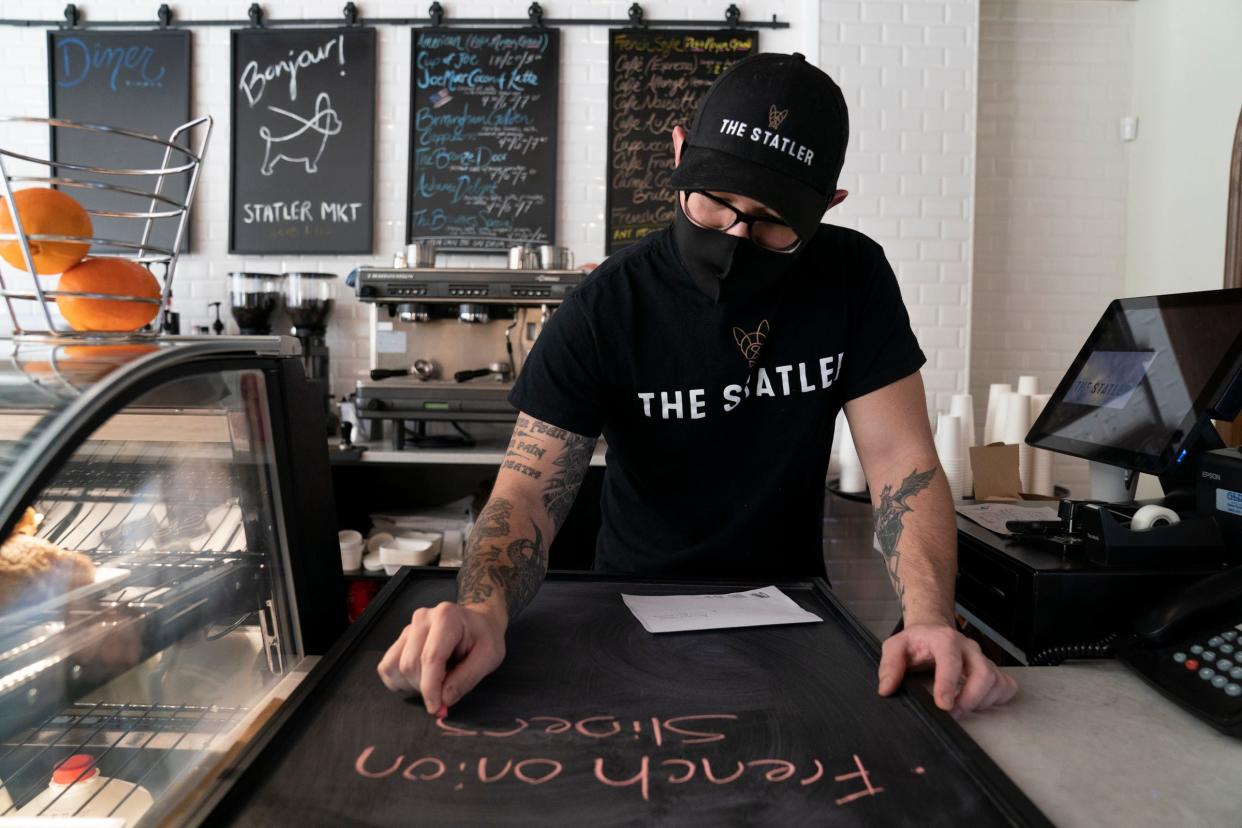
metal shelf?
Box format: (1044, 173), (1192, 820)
(0, 701), (247, 818)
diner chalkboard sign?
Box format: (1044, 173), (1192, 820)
(407, 28), (559, 251)
(213, 574), (1050, 827)
(606, 29), (757, 254)
(48, 30), (192, 254)
(230, 27), (376, 254)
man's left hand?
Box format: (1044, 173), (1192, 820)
(877, 623), (1018, 717)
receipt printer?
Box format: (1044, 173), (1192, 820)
(1199, 447), (1242, 549)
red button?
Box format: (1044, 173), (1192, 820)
(1185, 659), (1200, 671)
(52, 754), (98, 785)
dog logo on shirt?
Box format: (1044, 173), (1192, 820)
(733, 319), (769, 367)
(768, 105), (789, 130)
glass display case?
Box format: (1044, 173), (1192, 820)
(0, 336), (343, 824)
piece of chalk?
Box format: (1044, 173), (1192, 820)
(436, 704), (448, 719)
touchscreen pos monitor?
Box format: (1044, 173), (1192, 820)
(1025, 288), (1242, 493)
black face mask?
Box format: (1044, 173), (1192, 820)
(671, 202), (803, 305)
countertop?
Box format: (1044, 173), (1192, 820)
(952, 661), (1242, 827)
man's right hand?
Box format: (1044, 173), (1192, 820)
(376, 413), (598, 710)
(376, 601), (507, 714)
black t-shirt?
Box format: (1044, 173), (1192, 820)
(508, 224), (926, 579)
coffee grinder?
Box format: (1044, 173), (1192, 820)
(228, 272), (283, 335)
(284, 272), (336, 434)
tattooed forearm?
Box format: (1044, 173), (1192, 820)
(873, 467), (936, 613)
(457, 497), (548, 621)
(541, 432), (596, 532)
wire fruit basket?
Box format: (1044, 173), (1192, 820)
(0, 116), (212, 338)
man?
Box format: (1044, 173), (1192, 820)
(379, 52), (1018, 719)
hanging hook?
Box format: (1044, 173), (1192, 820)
(527, 2), (544, 28)
(247, 3), (264, 27)
(343, 1), (359, 26)
(627, 3), (645, 27)
(724, 3), (741, 28)
(429, 1), (444, 27)
(63, 3), (80, 29)
(157, 4), (172, 28)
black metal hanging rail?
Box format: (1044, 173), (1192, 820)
(0, 2), (787, 30)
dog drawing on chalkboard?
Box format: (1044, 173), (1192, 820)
(259, 92), (343, 176)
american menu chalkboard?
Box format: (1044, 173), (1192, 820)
(408, 28), (559, 251)
(230, 27), (376, 254)
(48, 30), (192, 254)
(606, 29), (757, 254)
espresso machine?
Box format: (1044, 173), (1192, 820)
(353, 244), (584, 450)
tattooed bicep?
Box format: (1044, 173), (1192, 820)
(500, 413), (597, 532)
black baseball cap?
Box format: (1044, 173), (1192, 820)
(669, 52), (849, 243)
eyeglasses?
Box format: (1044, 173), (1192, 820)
(681, 190), (801, 253)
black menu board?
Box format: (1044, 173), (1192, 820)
(230, 27), (376, 254)
(408, 28), (559, 250)
(606, 29), (757, 254)
(48, 30), (192, 254)
(212, 573), (1049, 827)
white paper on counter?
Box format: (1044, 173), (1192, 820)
(620, 586), (822, 634)
(955, 502), (1061, 536)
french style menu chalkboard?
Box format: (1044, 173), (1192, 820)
(48, 30), (192, 254)
(606, 29), (757, 254)
(408, 28), (559, 251)
(230, 27), (376, 254)
(211, 573), (1050, 827)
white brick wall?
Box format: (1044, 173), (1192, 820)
(971, 0), (1134, 497)
(0, 0), (977, 414)
(820, 0), (979, 415)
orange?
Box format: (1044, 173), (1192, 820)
(56, 258), (161, 332)
(0, 188), (92, 274)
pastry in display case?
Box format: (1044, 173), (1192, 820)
(0, 336), (343, 824)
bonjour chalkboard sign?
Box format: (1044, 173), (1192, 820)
(48, 30), (192, 254)
(408, 28), (560, 251)
(212, 574), (1050, 827)
(606, 29), (757, 254)
(230, 27), (376, 254)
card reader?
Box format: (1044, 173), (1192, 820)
(1199, 447), (1242, 549)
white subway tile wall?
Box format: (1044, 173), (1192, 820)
(819, 0), (979, 417)
(972, 0), (1134, 497)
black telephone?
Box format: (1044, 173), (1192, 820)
(1114, 566), (1242, 737)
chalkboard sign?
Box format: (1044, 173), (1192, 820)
(48, 30), (192, 254)
(407, 29), (559, 251)
(606, 29), (757, 254)
(230, 28), (376, 254)
(214, 574), (1049, 827)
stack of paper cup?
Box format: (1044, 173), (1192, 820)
(983, 383), (1013, 445)
(1001, 392), (1033, 492)
(935, 413), (964, 500)
(837, 416), (867, 494)
(949, 393), (976, 497)
(1028, 393), (1054, 496)
(1017, 375), (1040, 397)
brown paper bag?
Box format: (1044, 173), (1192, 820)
(969, 443), (1022, 501)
